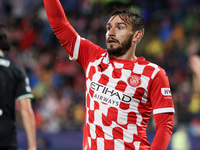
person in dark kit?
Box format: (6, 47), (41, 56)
(0, 24), (36, 150)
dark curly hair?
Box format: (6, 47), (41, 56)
(110, 9), (145, 34)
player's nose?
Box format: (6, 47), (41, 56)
(108, 27), (115, 36)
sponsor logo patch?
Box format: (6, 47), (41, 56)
(161, 88), (171, 96)
(127, 75), (141, 87)
(90, 82), (132, 107)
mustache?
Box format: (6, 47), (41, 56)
(107, 37), (119, 43)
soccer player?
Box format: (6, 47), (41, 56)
(0, 25), (36, 150)
(43, 0), (175, 149)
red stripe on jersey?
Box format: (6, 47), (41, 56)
(98, 62), (109, 72)
(83, 123), (89, 150)
(138, 57), (149, 65)
(107, 107), (118, 122)
(142, 65), (155, 77)
(133, 87), (145, 101)
(88, 66), (96, 80)
(124, 142), (134, 150)
(86, 123), (91, 138)
(91, 138), (97, 149)
(112, 68), (122, 78)
(89, 88), (94, 97)
(94, 101), (100, 109)
(105, 140), (114, 150)
(113, 127), (124, 140)
(123, 63), (134, 70)
(96, 125), (105, 138)
(119, 102), (130, 110)
(102, 102), (108, 105)
(127, 112), (137, 124)
(99, 74), (109, 85)
(102, 113), (112, 126)
(88, 101), (99, 123)
(115, 80), (128, 92)
(88, 110), (94, 123)
(102, 107), (118, 126)
(86, 93), (91, 108)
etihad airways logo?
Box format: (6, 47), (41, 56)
(161, 88), (171, 96)
(90, 82), (132, 106)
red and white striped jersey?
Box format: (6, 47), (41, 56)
(42, 0), (175, 149)
(68, 35), (174, 150)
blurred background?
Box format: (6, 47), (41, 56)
(0, 0), (200, 149)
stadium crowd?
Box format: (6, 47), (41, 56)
(1, 0), (200, 143)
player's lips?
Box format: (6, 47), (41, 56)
(107, 37), (119, 44)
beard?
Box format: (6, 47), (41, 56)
(106, 34), (133, 57)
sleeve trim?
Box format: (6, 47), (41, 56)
(153, 107), (175, 115)
(69, 35), (80, 61)
(17, 94), (34, 101)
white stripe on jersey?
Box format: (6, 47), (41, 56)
(97, 138), (104, 150)
(153, 107), (175, 115)
(147, 63), (160, 79)
(88, 137), (91, 149)
(69, 35), (81, 61)
(134, 141), (141, 150)
(114, 62), (124, 68)
(90, 123), (96, 139)
(114, 139), (124, 150)
(133, 63), (145, 74)
(124, 124), (137, 142)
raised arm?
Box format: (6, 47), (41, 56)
(19, 98), (36, 150)
(43, 0), (105, 69)
(43, 0), (67, 28)
(43, 0), (78, 58)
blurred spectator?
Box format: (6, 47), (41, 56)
(171, 125), (191, 150)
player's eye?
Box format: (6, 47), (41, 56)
(118, 26), (123, 30)
(107, 26), (111, 31)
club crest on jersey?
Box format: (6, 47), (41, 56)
(127, 75), (141, 87)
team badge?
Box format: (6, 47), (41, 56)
(127, 75), (141, 87)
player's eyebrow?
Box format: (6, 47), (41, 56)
(106, 22), (127, 27)
(117, 22), (127, 27)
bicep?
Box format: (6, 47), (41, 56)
(154, 113), (173, 130)
(19, 98), (32, 111)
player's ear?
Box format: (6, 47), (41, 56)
(132, 30), (143, 43)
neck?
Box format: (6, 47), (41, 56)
(115, 53), (137, 60)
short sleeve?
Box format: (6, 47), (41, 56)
(149, 69), (175, 115)
(15, 65), (34, 101)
